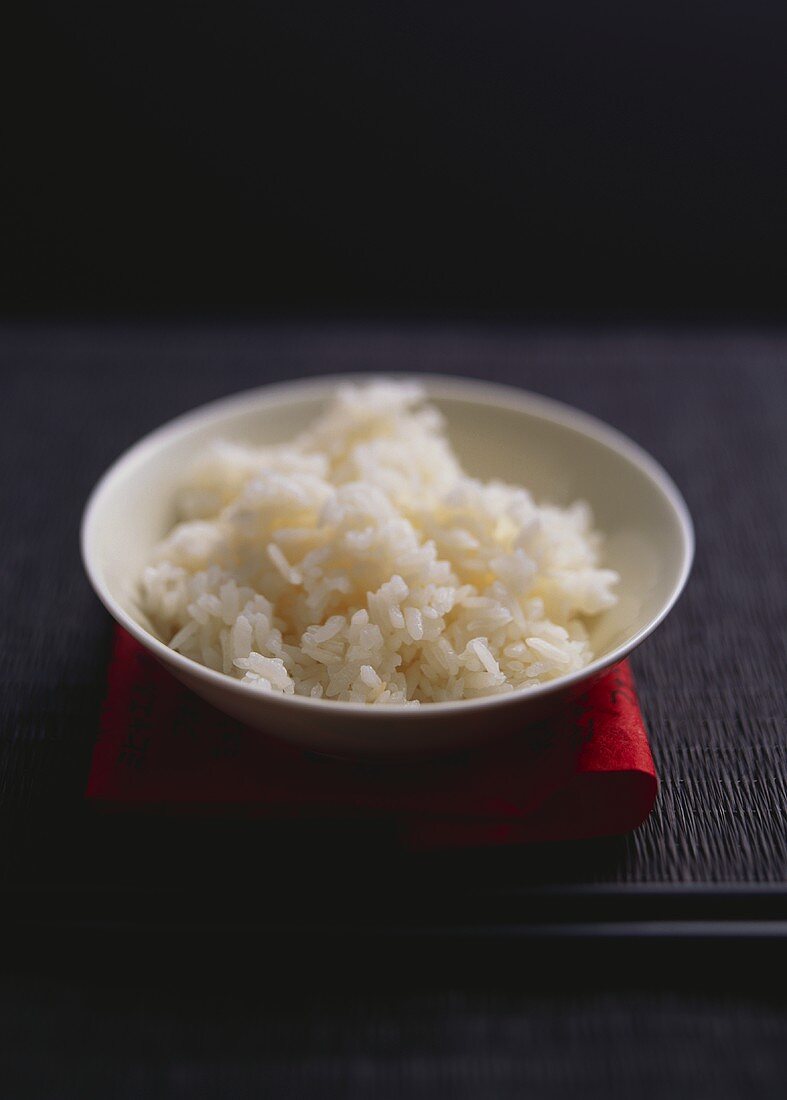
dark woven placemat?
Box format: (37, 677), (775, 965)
(1, 323), (785, 906)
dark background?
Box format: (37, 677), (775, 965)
(5, 1), (787, 320)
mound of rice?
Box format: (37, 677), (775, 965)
(140, 382), (618, 705)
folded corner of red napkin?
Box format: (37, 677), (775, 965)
(86, 628), (658, 850)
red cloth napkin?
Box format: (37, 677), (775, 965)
(86, 628), (658, 849)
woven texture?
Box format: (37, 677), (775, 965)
(1, 324), (785, 888)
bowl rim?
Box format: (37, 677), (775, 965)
(81, 373), (695, 718)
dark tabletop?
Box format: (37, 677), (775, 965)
(2, 323), (786, 1097)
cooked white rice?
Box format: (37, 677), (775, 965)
(140, 382), (618, 705)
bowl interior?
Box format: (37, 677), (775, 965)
(87, 379), (690, 672)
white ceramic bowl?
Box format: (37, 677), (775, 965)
(81, 375), (693, 758)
